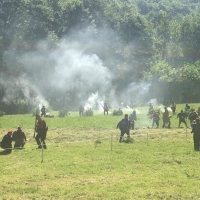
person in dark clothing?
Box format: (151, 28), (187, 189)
(12, 126), (26, 149)
(191, 118), (200, 151)
(104, 103), (109, 115)
(148, 103), (154, 115)
(162, 107), (171, 128)
(117, 114), (130, 142)
(79, 105), (84, 116)
(185, 104), (190, 112)
(177, 110), (188, 128)
(129, 110), (137, 130)
(189, 110), (198, 127)
(151, 111), (160, 128)
(171, 102), (176, 115)
(0, 130), (13, 154)
(41, 106), (46, 117)
(35, 116), (47, 149)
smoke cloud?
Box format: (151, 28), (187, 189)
(1, 27), (152, 111)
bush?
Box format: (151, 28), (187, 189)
(113, 109), (123, 116)
(0, 111), (5, 116)
(84, 109), (93, 116)
(58, 110), (66, 117)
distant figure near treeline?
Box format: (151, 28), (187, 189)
(41, 106), (46, 117)
(104, 103), (109, 115)
(79, 105), (84, 116)
(171, 101), (176, 115)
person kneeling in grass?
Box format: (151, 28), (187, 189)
(12, 126), (26, 149)
(0, 130), (13, 154)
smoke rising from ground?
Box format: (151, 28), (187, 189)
(1, 28), (152, 111)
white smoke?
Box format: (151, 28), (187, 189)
(1, 27), (152, 111)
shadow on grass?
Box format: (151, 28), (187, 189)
(0, 149), (12, 155)
(122, 137), (134, 143)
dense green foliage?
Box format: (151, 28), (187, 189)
(1, 0), (200, 113)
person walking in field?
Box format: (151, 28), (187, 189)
(171, 101), (176, 115)
(35, 116), (48, 149)
(41, 105), (46, 117)
(185, 104), (190, 112)
(117, 114), (130, 142)
(12, 126), (26, 149)
(177, 110), (189, 128)
(162, 107), (171, 128)
(191, 118), (200, 151)
(129, 110), (137, 130)
(79, 105), (84, 116)
(150, 111), (160, 128)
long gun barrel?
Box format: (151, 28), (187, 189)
(33, 109), (38, 138)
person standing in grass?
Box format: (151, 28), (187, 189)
(162, 107), (171, 128)
(191, 118), (200, 151)
(12, 126), (26, 149)
(129, 110), (137, 130)
(35, 116), (47, 149)
(41, 105), (46, 117)
(151, 111), (160, 128)
(0, 130), (13, 154)
(103, 103), (109, 115)
(79, 105), (84, 116)
(177, 110), (189, 128)
(171, 101), (176, 115)
(185, 104), (190, 112)
(117, 114), (130, 142)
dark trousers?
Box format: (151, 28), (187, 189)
(129, 121), (134, 130)
(119, 128), (130, 142)
(193, 134), (200, 151)
(104, 110), (108, 115)
(41, 112), (46, 117)
(36, 131), (46, 148)
(152, 119), (159, 128)
(162, 120), (170, 128)
(179, 119), (188, 128)
(79, 111), (84, 116)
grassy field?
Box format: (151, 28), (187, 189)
(0, 104), (200, 199)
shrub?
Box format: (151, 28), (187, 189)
(113, 109), (123, 116)
(0, 111), (5, 116)
(84, 109), (93, 116)
(58, 110), (66, 117)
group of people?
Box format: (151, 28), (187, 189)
(117, 103), (200, 150)
(79, 103), (109, 116)
(148, 103), (200, 129)
(0, 115), (48, 154)
(0, 127), (26, 154)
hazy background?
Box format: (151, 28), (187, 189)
(1, 27), (152, 111)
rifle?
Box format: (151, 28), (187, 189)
(33, 109), (38, 138)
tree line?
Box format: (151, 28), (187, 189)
(0, 0), (200, 114)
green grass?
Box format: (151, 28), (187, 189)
(0, 104), (200, 199)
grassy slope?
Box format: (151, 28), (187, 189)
(0, 104), (200, 199)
